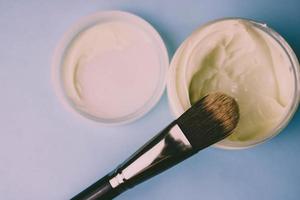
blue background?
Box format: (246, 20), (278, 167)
(0, 0), (299, 199)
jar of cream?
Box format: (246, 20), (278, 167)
(52, 11), (169, 125)
(167, 18), (300, 149)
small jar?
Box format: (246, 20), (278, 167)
(52, 11), (169, 125)
(167, 18), (300, 149)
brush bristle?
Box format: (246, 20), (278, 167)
(176, 92), (239, 150)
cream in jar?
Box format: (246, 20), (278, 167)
(61, 21), (162, 120)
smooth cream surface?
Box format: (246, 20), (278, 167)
(62, 21), (161, 119)
(175, 20), (294, 143)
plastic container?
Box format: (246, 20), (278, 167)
(167, 18), (300, 149)
(52, 11), (169, 125)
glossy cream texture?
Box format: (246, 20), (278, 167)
(62, 21), (161, 119)
(175, 20), (294, 143)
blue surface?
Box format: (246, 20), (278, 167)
(0, 0), (300, 200)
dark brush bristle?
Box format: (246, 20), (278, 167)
(176, 92), (239, 150)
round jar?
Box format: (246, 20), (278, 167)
(52, 11), (169, 125)
(167, 18), (300, 149)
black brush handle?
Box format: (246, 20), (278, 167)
(71, 174), (123, 200)
(71, 122), (195, 200)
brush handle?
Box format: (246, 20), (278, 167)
(71, 174), (123, 200)
(72, 122), (195, 200)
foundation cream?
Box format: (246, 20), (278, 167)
(63, 21), (161, 119)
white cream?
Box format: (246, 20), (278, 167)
(173, 19), (295, 143)
(62, 21), (162, 119)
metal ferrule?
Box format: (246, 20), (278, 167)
(109, 122), (194, 189)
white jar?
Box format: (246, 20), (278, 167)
(52, 11), (169, 125)
(167, 18), (300, 149)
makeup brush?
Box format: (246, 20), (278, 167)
(71, 92), (239, 200)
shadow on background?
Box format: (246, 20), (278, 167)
(132, 11), (178, 58)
